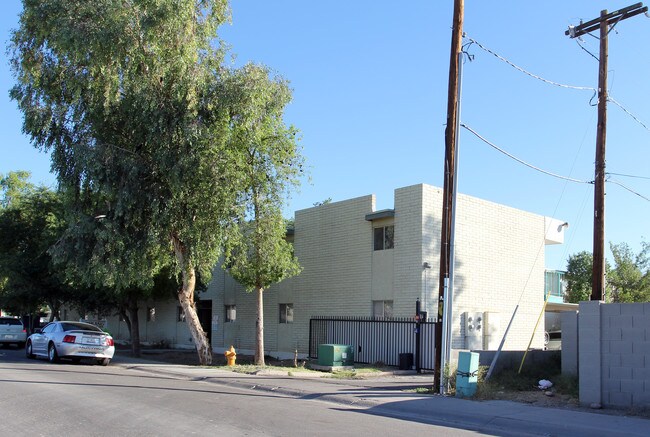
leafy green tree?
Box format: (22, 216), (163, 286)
(1, 170), (35, 208)
(10, 1), (300, 365)
(0, 186), (69, 324)
(313, 198), (332, 207)
(222, 64), (303, 366)
(609, 242), (650, 302)
(71, 269), (180, 357)
(564, 251), (613, 303)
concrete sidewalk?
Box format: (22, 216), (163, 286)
(112, 354), (650, 437)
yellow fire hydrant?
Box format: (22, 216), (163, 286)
(224, 345), (237, 366)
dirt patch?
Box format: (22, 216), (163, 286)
(487, 389), (580, 409)
(478, 387), (650, 419)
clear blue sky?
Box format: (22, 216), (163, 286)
(2, 1), (649, 271)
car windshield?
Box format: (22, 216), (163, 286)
(61, 322), (104, 333)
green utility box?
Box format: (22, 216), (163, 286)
(318, 344), (354, 367)
(456, 351), (479, 398)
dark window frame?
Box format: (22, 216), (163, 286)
(279, 303), (294, 324)
(177, 306), (185, 322)
(373, 225), (395, 251)
(225, 305), (236, 323)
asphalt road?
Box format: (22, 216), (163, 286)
(0, 346), (480, 437)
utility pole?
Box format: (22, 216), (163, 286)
(436, 0), (463, 391)
(566, 3), (647, 301)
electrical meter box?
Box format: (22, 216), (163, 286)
(318, 344), (353, 366)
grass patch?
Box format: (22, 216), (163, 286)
(328, 370), (361, 379)
(550, 374), (579, 398)
(326, 365), (387, 379)
(408, 386), (437, 395)
(474, 358), (578, 402)
(353, 366), (383, 374)
(222, 364), (320, 375)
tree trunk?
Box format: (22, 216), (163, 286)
(119, 309), (131, 337)
(48, 299), (60, 321)
(127, 298), (141, 358)
(172, 233), (212, 365)
(118, 308), (133, 353)
(255, 286), (265, 366)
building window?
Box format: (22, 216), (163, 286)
(225, 305), (236, 323)
(373, 300), (393, 318)
(279, 303), (294, 324)
(373, 226), (394, 250)
(177, 306), (185, 322)
(544, 270), (566, 299)
(147, 307), (156, 322)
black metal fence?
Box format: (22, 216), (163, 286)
(309, 316), (437, 371)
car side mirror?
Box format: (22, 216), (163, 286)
(33, 328), (42, 334)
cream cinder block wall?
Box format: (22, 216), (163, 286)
(393, 185), (427, 317)
(103, 298), (192, 348)
(447, 190), (546, 350)
(394, 183), (545, 351)
(413, 184), (443, 319)
(111, 183), (550, 356)
(371, 217), (394, 303)
(211, 194), (378, 357)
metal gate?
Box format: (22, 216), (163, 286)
(309, 316), (437, 371)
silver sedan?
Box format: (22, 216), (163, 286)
(26, 321), (115, 366)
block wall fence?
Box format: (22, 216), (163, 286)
(565, 301), (650, 409)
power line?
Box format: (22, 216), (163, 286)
(575, 38), (600, 62)
(607, 178), (650, 202)
(460, 123), (591, 184)
(607, 171), (650, 180)
(461, 123), (650, 203)
(464, 36), (597, 92)
(466, 35), (650, 130)
(608, 96), (650, 132)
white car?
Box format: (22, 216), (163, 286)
(0, 316), (27, 348)
(26, 321), (115, 366)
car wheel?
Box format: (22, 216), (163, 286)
(98, 358), (110, 366)
(48, 343), (60, 363)
(25, 341), (35, 359)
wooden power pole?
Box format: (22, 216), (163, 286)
(566, 3), (647, 301)
(436, 0), (463, 390)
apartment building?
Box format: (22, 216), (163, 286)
(106, 183), (566, 358)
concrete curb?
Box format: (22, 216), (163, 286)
(114, 359), (650, 437)
(118, 362), (384, 408)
